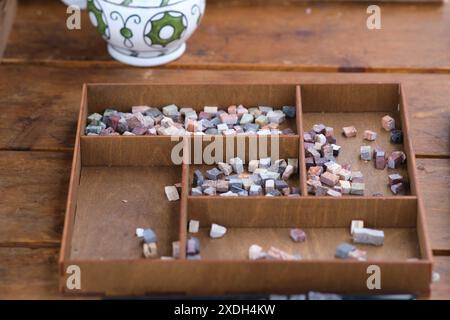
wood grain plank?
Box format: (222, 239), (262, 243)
(0, 247), (61, 299)
(0, 65), (448, 155)
(416, 159), (450, 253)
(0, 247), (95, 299)
(0, 0), (16, 58)
(3, 1), (450, 72)
(0, 151), (71, 246)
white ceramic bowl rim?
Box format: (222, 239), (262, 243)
(101, 0), (191, 9)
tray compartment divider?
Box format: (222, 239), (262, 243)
(58, 84), (87, 290)
(296, 85), (307, 195)
(187, 197), (418, 228)
(399, 85), (433, 261)
(179, 150), (190, 260)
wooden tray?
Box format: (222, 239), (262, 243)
(59, 83), (432, 296)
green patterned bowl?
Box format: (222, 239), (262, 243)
(87, 0), (205, 66)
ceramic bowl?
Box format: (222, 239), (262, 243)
(62, 0), (87, 9)
(86, 0), (205, 66)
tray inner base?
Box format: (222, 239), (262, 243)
(70, 166), (181, 260)
(194, 227), (420, 261)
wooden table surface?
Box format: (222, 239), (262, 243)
(0, 0), (449, 299)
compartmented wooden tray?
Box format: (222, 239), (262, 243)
(59, 83), (432, 296)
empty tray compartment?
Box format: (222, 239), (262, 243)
(70, 165), (182, 260)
